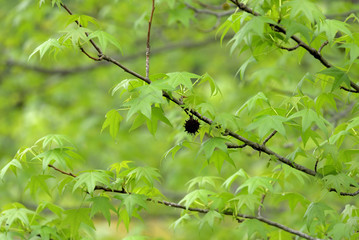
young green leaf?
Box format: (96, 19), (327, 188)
(101, 109), (123, 139)
(73, 170), (112, 194)
(88, 196), (117, 226)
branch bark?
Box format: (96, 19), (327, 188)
(48, 164), (323, 240)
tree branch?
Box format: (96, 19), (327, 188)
(59, 3), (317, 177)
(229, 0), (359, 93)
(146, 0), (155, 79)
(48, 164), (322, 240)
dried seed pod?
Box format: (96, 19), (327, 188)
(184, 116), (200, 135)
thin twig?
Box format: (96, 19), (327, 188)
(257, 194), (266, 217)
(48, 164), (323, 240)
(146, 0), (155, 79)
(226, 142), (247, 148)
(262, 130), (277, 146)
(278, 44), (300, 51)
(318, 40), (329, 54)
(340, 86), (359, 93)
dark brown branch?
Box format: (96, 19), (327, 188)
(340, 86), (359, 93)
(229, 0), (359, 93)
(278, 44), (300, 51)
(329, 188), (359, 196)
(226, 142), (247, 148)
(146, 0), (155, 78)
(262, 130), (277, 146)
(48, 164), (76, 177)
(318, 40), (329, 54)
(257, 194), (266, 217)
(59, 2), (317, 177)
(48, 164), (322, 240)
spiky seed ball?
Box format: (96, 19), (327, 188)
(184, 117), (200, 135)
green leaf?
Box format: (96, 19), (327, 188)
(168, 6), (195, 27)
(73, 170), (112, 194)
(125, 85), (164, 119)
(238, 219), (268, 239)
(35, 134), (74, 149)
(186, 176), (223, 191)
(318, 68), (351, 91)
(25, 175), (54, 198)
(29, 38), (62, 60)
(88, 30), (123, 53)
(328, 223), (353, 240)
(222, 169), (249, 190)
(62, 208), (95, 235)
(166, 72), (201, 90)
(322, 173), (358, 193)
(61, 27), (92, 48)
(276, 192), (310, 212)
(109, 161), (132, 175)
(284, 0), (324, 23)
(127, 167), (161, 187)
(35, 148), (75, 170)
(198, 210), (223, 229)
(179, 189), (215, 209)
(304, 202), (333, 227)
(101, 109), (123, 139)
(146, 107), (172, 135)
(115, 194), (147, 218)
(281, 19), (312, 43)
(65, 14), (98, 28)
(230, 194), (261, 213)
(89, 196), (117, 225)
(236, 176), (274, 194)
(247, 115), (287, 139)
(0, 159), (22, 180)
(199, 73), (221, 96)
(236, 92), (270, 115)
(289, 109), (330, 135)
(199, 137), (228, 160)
(0, 205), (35, 229)
(318, 19), (352, 43)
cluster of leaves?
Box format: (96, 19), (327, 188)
(2, 0), (359, 239)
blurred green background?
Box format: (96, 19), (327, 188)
(1, 0), (359, 239)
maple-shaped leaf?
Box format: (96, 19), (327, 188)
(29, 225), (61, 240)
(34, 148), (75, 170)
(73, 170), (112, 194)
(238, 219), (268, 239)
(127, 166), (161, 187)
(25, 175), (54, 199)
(289, 109), (331, 135)
(318, 68), (351, 91)
(284, 0), (324, 24)
(61, 208), (95, 236)
(165, 72), (200, 90)
(101, 109), (123, 139)
(88, 30), (123, 53)
(61, 26), (92, 47)
(236, 176), (274, 194)
(199, 137), (228, 160)
(230, 194), (261, 213)
(198, 210), (223, 229)
(35, 134), (74, 149)
(222, 169), (249, 190)
(247, 115), (288, 139)
(115, 194), (147, 218)
(125, 85), (164, 119)
(29, 38), (62, 60)
(0, 159), (22, 180)
(186, 176), (223, 191)
(0, 203), (35, 229)
(88, 196), (117, 225)
(322, 173), (358, 193)
(304, 202), (333, 228)
(179, 189), (215, 209)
